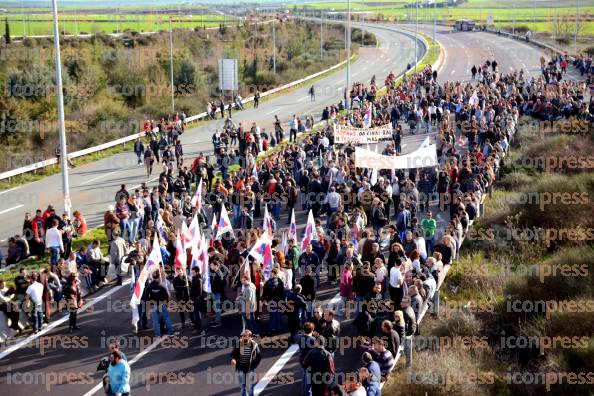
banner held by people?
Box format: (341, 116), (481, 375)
(334, 123), (392, 144)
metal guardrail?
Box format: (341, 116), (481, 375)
(0, 56), (351, 182)
(483, 28), (574, 59)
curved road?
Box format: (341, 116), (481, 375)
(0, 23), (549, 396)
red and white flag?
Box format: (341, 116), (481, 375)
(199, 233), (211, 293)
(174, 230), (186, 270)
(300, 210), (318, 252)
(288, 208), (297, 243)
(263, 205), (274, 237)
(216, 205), (233, 239)
(191, 178), (203, 212)
(131, 235), (162, 305)
(249, 232), (274, 280)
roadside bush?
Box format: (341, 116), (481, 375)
(254, 71), (279, 89)
(510, 173), (594, 239)
(499, 172), (535, 190)
(505, 246), (594, 303)
(382, 346), (492, 396)
(432, 310), (482, 338)
(514, 26), (529, 34)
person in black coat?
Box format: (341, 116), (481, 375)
(263, 270), (285, 335)
(286, 285), (308, 342)
(238, 206), (254, 230)
(173, 268), (190, 328)
(303, 335), (335, 396)
(190, 266), (204, 334)
(299, 266), (316, 312)
(231, 330), (262, 396)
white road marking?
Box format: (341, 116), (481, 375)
(80, 170), (119, 186)
(0, 204), (24, 216)
(0, 187), (21, 195)
(131, 176), (159, 190)
(0, 279), (131, 361)
(254, 292), (341, 395)
(254, 344), (300, 395)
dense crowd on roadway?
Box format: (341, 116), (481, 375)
(1, 51), (593, 396)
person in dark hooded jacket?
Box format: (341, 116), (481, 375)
(303, 335), (335, 396)
(190, 266), (205, 334)
(263, 269), (285, 334)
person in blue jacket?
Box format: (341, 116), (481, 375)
(108, 350), (131, 396)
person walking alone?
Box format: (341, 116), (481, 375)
(231, 329), (262, 396)
(107, 350), (131, 396)
(133, 138), (144, 166)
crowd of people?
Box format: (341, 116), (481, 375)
(1, 49), (592, 396)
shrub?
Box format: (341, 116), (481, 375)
(499, 172), (534, 190)
(432, 310), (482, 338)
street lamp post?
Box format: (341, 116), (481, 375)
(169, 17), (175, 114)
(414, 0), (419, 71)
(51, 0), (71, 217)
(512, 1), (516, 34)
(272, 20), (276, 74)
(575, 0), (579, 52)
(533, 0), (536, 35)
(433, 0), (437, 42)
(21, 0), (25, 37)
(346, 0), (351, 92)
(320, 11), (323, 61)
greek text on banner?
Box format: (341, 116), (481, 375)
(334, 124), (393, 144)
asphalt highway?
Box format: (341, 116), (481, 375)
(0, 22), (549, 396)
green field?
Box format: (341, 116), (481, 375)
(2, 13), (235, 36)
(300, 0), (594, 34)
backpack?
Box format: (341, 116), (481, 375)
(354, 311), (372, 336)
(274, 250), (286, 267)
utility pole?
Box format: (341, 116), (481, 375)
(414, 0), (419, 71)
(433, 0), (436, 42)
(169, 17), (175, 114)
(575, 0), (579, 53)
(533, 0), (536, 35)
(346, 0), (351, 92)
(272, 20), (276, 74)
(51, 0), (71, 217)
(320, 11), (323, 61)
(512, 1), (516, 34)
(21, 0), (25, 37)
